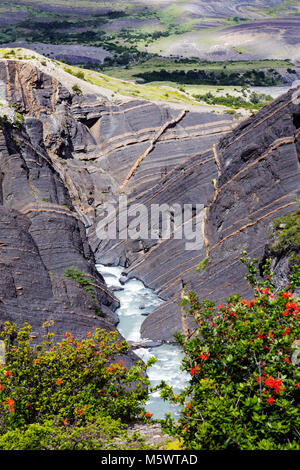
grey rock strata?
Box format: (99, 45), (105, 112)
(0, 59), (299, 346)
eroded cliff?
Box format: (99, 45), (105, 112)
(0, 58), (299, 344)
(0, 61), (121, 344)
(133, 87), (300, 340)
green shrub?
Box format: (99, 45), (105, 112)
(71, 84), (83, 95)
(193, 91), (273, 111)
(64, 266), (100, 313)
(271, 206), (300, 261)
(159, 257), (300, 449)
(196, 257), (208, 273)
(0, 416), (151, 450)
(13, 112), (24, 129)
(0, 322), (154, 435)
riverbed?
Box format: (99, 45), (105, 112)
(96, 264), (189, 419)
(250, 85), (291, 98)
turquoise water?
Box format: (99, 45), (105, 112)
(96, 264), (189, 419)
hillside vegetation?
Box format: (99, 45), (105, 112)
(0, 48), (287, 115)
(1, 1), (299, 62)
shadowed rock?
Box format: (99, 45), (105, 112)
(0, 59), (299, 345)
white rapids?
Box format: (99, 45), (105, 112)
(96, 264), (189, 419)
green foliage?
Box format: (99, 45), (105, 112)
(159, 257), (300, 449)
(0, 111), (25, 130)
(0, 416), (153, 450)
(271, 206), (300, 261)
(74, 70), (85, 80)
(193, 91), (273, 111)
(0, 0), (295, 73)
(63, 266), (99, 313)
(0, 322), (155, 449)
(196, 257), (208, 273)
(64, 67), (85, 82)
(0, 115), (11, 127)
(71, 84), (83, 95)
(135, 68), (281, 87)
(164, 438), (184, 450)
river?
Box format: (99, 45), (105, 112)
(250, 85), (291, 98)
(96, 264), (189, 419)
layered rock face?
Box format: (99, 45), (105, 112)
(90, 89), (300, 342)
(0, 59), (299, 344)
(138, 87), (300, 340)
(0, 61), (120, 343)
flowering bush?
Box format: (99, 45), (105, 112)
(0, 322), (155, 448)
(160, 257), (300, 450)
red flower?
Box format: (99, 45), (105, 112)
(6, 398), (15, 413)
(283, 356), (291, 364)
(4, 370), (12, 378)
(189, 365), (201, 376)
(295, 383), (300, 389)
(262, 288), (270, 295)
(75, 408), (83, 415)
(283, 329), (290, 336)
(266, 397), (275, 405)
(286, 302), (299, 311)
(64, 332), (73, 343)
(186, 403), (192, 409)
(56, 379), (63, 385)
(0, 384), (4, 390)
(198, 353), (209, 361)
(282, 292), (292, 299)
(145, 412), (152, 419)
(257, 375), (266, 384)
(264, 376), (283, 394)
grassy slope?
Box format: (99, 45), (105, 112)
(0, 48), (208, 109)
(0, 48), (291, 116)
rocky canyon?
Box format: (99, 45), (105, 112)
(0, 57), (299, 348)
